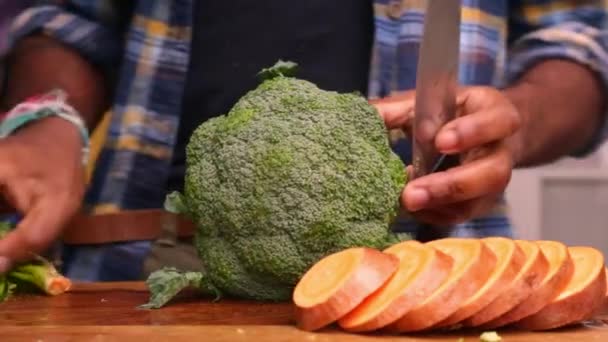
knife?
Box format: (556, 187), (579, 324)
(411, 0), (461, 179)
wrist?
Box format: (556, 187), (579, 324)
(502, 81), (536, 167)
(0, 89), (90, 165)
(14, 116), (82, 148)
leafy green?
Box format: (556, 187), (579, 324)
(164, 191), (189, 216)
(257, 60), (298, 81)
(139, 267), (221, 309)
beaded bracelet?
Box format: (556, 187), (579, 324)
(0, 89), (90, 166)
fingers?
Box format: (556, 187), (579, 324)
(402, 144), (512, 212)
(436, 88), (521, 154)
(374, 87), (520, 225)
(410, 196), (501, 226)
(410, 201), (476, 226)
(0, 193), (74, 273)
(373, 87), (522, 156)
(370, 91), (416, 130)
(0, 168), (17, 214)
(0, 177), (35, 216)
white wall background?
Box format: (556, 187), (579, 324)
(505, 142), (608, 255)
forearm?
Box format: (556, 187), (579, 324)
(1, 35), (110, 131)
(504, 59), (606, 167)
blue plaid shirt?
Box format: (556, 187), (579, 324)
(0, 2), (31, 55)
(7, 0), (608, 281)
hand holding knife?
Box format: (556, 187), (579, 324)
(372, 0), (519, 226)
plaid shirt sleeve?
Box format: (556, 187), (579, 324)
(506, 1), (608, 157)
(8, 0), (126, 73)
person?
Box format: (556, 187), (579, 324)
(0, 1), (606, 281)
(1, 2), (25, 55)
(0, 1), (33, 94)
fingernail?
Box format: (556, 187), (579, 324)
(0, 256), (11, 274)
(406, 187), (430, 211)
(437, 130), (459, 152)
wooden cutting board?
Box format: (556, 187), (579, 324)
(1, 281), (608, 341)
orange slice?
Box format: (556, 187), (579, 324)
(465, 239), (549, 327)
(388, 238), (496, 332)
(482, 240), (573, 329)
(293, 247), (399, 331)
(337, 241), (453, 332)
(435, 237), (526, 328)
(516, 246), (606, 330)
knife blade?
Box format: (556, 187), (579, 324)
(412, 0), (461, 179)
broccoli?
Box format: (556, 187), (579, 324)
(142, 61), (409, 308)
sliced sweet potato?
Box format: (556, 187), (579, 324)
(435, 237), (526, 328)
(604, 267), (608, 306)
(337, 241), (453, 332)
(481, 240), (573, 329)
(464, 240), (549, 327)
(605, 267), (608, 297)
(293, 247), (399, 331)
(515, 246), (606, 330)
(387, 238), (496, 333)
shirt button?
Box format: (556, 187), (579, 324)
(387, 0), (402, 20)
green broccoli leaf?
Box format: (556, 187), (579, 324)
(256, 60), (298, 81)
(164, 191), (189, 215)
(140, 267), (221, 309)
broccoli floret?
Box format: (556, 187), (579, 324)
(143, 61), (409, 308)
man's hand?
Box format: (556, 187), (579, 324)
(0, 34), (109, 274)
(372, 87), (522, 225)
(0, 117), (85, 273)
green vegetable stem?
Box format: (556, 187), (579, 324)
(0, 221), (72, 303)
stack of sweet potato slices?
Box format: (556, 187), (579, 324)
(293, 238), (607, 334)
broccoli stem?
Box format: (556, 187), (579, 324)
(8, 261), (72, 296)
(0, 220), (71, 302)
